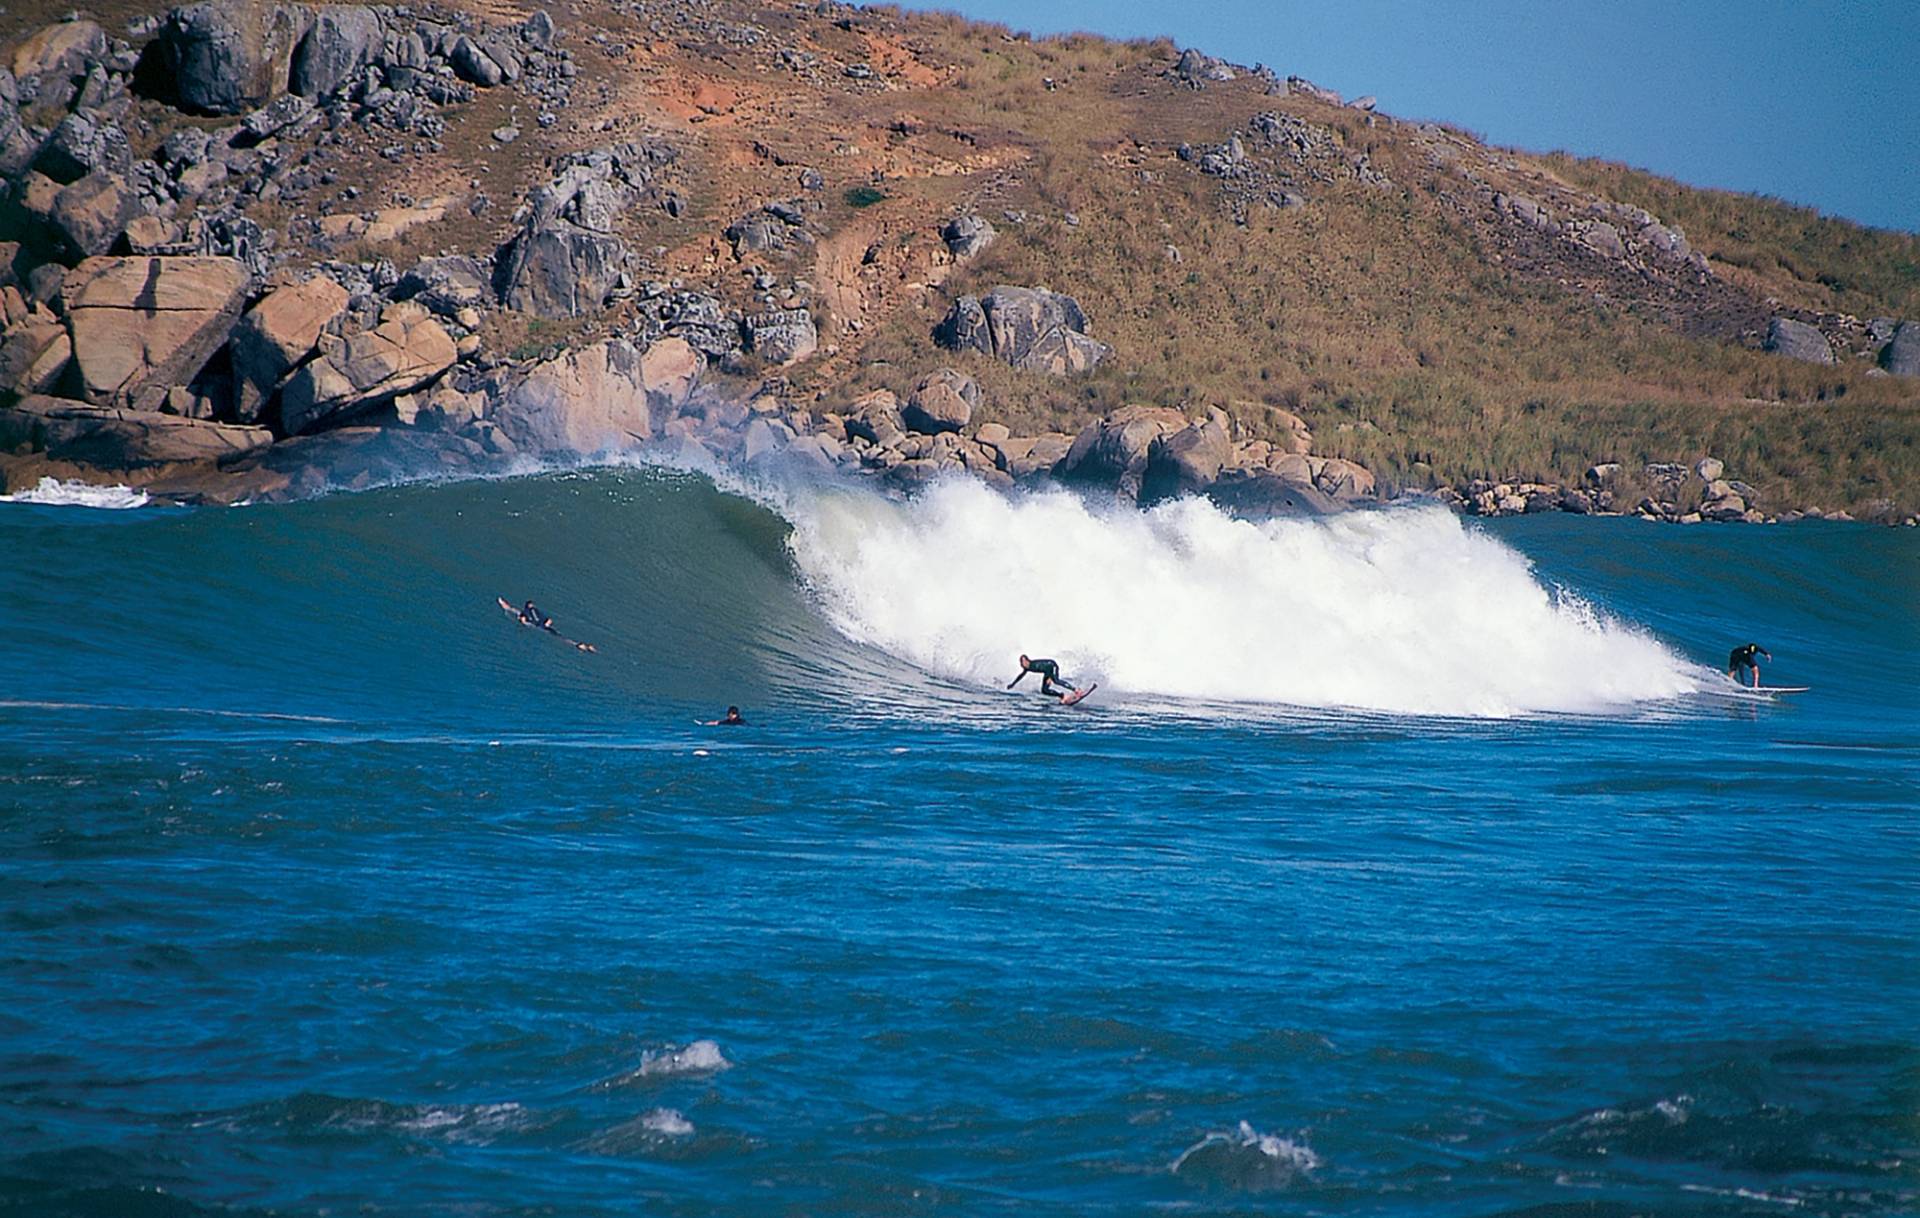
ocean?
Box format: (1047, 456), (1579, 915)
(2, 465), (1916, 1216)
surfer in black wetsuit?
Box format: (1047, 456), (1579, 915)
(1727, 643), (1772, 688)
(699, 706), (747, 726)
(520, 600), (553, 631)
(1008, 654), (1078, 700)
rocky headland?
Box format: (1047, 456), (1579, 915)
(1, 0), (1916, 522)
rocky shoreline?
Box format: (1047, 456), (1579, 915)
(2, 1), (1914, 523)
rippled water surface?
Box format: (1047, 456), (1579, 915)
(3, 470), (1916, 1216)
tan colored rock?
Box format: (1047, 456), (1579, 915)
(639, 336), (702, 410)
(1142, 416), (1233, 502)
(1267, 451), (1312, 481)
(1056, 404), (1188, 494)
(494, 338), (655, 455)
(903, 367), (978, 434)
(10, 20), (107, 84)
(62, 256), (250, 407)
(122, 214), (183, 254)
(318, 198), (453, 246)
(19, 172), (61, 226)
(279, 304), (455, 434)
(1, 316), (70, 394)
(229, 275), (349, 422)
(50, 172), (137, 259)
(0, 286), (27, 329)
(0, 394), (271, 467)
(1312, 456), (1375, 501)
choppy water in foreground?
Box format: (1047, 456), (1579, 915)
(2, 468), (1916, 1216)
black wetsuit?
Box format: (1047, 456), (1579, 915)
(1014, 658), (1077, 697)
(1727, 643), (1768, 677)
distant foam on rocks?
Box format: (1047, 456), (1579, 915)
(786, 478), (1700, 717)
(0, 477), (151, 509)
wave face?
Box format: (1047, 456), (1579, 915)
(788, 477), (1698, 716)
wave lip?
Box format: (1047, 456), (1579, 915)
(1, 476), (151, 509)
(786, 478), (1700, 718)
(1171, 1120), (1321, 1191)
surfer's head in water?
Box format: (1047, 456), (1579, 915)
(722, 706), (745, 725)
(1727, 643), (1771, 688)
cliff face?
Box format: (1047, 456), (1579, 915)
(1, 0), (1916, 519)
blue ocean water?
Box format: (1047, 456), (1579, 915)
(2, 467), (1916, 1216)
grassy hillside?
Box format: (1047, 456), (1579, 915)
(4, 0), (1916, 513)
(825, 15), (1917, 512)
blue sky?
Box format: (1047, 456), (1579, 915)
(902, 0), (1920, 234)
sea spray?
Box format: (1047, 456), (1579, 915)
(0, 477), (152, 509)
(785, 477), (1699, 717)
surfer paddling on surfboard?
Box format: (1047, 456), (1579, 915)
(1008, 654), (1096, 705)
(1727, 642), (1772, 688)
(498, 597), (596, 652)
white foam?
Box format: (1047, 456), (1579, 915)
(640, 1107), (695, 1136)
(1172, 1120), (1322, 1178)
(634, 1038), (731, 1078)
(785, 478), (1701, 718)
(0, 476), (150, 509)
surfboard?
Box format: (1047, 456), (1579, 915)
(1059, 683), (1098, 707)
(1752, 686), (1810, 695)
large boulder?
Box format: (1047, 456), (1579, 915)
(1014, 324), (1110, 375)
(983, 286), (1086, 365)
(1204, 469), (1342, 517)
(744, 309), (818, 365)
(290, 5), (382, 98)
(1763, 317), (1834, 365)
(935, 286), (1107, 375)
(1311, 456), (1375, 501)
(842, 389), (905, 447)
(493, 338), (657, 455)
(278, 302), (455, 434)
(394, 255), (494, 316)
(9, 20), (107, 108)
(1140, 416), (1232, 502)
(941, 214), (996, 261)
(902, 368), (977, 434)
(34, 113), (131, 185)
(0, 316), (72, 395)
(1055, 405), (1188, 499)
(1882, 321), (1920, 378)
(638, 337), (702, 412)
(496, 224), (625, 318)
(493, 148), (668, 319)
(159, 0), (312, 115)
(62, 256), (250, 407)
(48, 172), (139, 260)
(933, 294), (991, 355)
(228, 275), (349, 422)
(0, 394), (271, 467)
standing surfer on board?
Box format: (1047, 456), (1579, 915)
(1008, 654), (1079, 700)
(1727, 642), (1772, 688)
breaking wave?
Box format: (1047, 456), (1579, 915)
(0, 476), (151, 509)
(785, 477), (1700, 717)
